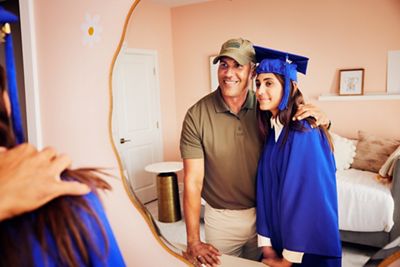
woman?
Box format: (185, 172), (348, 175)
(254, 46), (341, 267)
(0, 65), (125, 266)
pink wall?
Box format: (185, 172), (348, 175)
(33, 0), (186, 266)
(171, 0), (400, 139)
(126, 1), (180, 161)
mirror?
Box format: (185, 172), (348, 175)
(110, 0), (399, 265)
(109, 0), (189, 263)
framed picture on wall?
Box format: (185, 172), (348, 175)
(339, 68), (364, 95)
(387, 50), (400, 94)
(209, 55), (218, 92)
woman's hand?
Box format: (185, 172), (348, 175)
(261, 247), (292, 267)
(262, 257), (292, 267)
(262, 246), (278, 260)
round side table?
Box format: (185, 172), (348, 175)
(145, 161), (183, 223)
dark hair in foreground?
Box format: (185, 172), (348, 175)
(0, 65), (111, 266)
(256, 73), (333, 150)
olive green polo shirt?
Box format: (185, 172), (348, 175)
(180, 89), (262, 209)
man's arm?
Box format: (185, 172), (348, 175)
(183, 158), (221, 266)
(0, 144), (91, 221)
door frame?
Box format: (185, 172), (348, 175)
(19, 0), (42, 147)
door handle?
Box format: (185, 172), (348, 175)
(120, 138), (131, 144)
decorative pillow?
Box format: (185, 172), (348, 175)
(331, 132), (356, 171)
(351, 131), (400, 173)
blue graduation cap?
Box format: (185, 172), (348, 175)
(0, 6), (18, 24)
(254, 45), (309, 110)
(1, 6), (25, 143)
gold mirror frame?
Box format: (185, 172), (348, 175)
(107, 0), (190, 264)
(380, 251), (400, 266)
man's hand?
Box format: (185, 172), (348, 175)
(184, 240), (221, 267)
(0, 143), (91, 221)
(293, 103), (330, 127)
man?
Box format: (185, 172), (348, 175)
(180, 38), (328, 266)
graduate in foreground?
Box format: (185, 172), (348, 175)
(254, 46), (342, 267)
(0, 64), (125, 266)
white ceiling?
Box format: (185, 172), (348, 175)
(149, 0), (212, 8)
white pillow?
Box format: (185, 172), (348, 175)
(331, 133), (356, 171)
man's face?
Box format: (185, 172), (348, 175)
(217, 57), (254, 99)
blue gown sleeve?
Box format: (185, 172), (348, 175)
(280, 126), (341, 258)
(256, 144), (271, 242)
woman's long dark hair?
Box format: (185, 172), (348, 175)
(256, 73), (333, 150)
(0, 65), (112, 266)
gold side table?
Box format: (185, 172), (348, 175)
(145, 161), (183, 223)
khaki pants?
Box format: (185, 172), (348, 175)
(204, 203), (261, 261)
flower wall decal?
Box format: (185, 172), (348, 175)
(81, 13), (103, 47)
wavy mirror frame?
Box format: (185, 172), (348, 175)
(381, 251), (400, 266)
(107, 0), (190, 264)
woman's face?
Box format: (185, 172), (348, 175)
(1, 66), (11, 117)
(255, 73), (283, 117)
(2, 90), (11, 117)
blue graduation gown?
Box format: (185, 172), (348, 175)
(256, 122), (342, 266)
(32, 192), (126, 266)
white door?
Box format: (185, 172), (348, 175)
(113, 48), (163, 204)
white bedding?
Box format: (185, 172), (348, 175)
(336, 168), (394, 232)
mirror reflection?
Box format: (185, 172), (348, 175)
(112, 0), (400, 266)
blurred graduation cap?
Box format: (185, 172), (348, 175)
(1, 6), (25, 143)
(254, 45), (309, 110)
